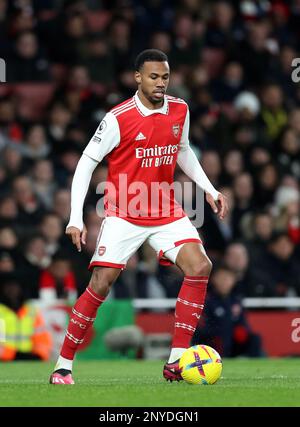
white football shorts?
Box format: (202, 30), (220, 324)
(88, 216), (202, 270)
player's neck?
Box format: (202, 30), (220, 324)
(137, 90), (164, 110)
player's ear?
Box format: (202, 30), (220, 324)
(135, 71), (141, 84)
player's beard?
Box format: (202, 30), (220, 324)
(149, 94), (165, 107)
(142, 88), (165, 107)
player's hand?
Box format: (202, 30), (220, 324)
(65, 224), (87, 252)
(206, 192), (228, 220)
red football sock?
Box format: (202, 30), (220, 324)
(172, 276), (208, 348)
(60, 286), (105, 360)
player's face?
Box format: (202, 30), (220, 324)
(135, 61), (170, 106)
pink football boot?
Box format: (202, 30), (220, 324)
(49, 370), (75, 385)
(163, 360), (183, 382)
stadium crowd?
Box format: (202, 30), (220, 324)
(0, 0), (300, 305)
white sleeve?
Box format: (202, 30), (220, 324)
(83, 112), (120, 162)
(177, 108), (220, 201)
(179, 106), (190, 151)
(66, 153), (98, 231)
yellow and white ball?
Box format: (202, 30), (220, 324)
(179, 345), (222, 385)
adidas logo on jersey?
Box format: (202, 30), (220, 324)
(135, 132), (146, 141)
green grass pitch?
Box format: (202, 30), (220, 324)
(0, 359), (299, 407)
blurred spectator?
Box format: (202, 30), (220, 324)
(85, 33), (115, 85)
(0, 278), (52, 361)
(232, 172), (254, 236)
(0, 249), (15, 274)
(221, 149), (244, 185)
(20, 124), (50, 160)
(108, 18), (133, 73)
(212, 61), (245, 103)
(9, 8), (36, 36)
(205, 0), (239, 50)
(270, 45), (298, 105)
(56, 65), (102, 124)
(274, 183), (300, 244)
(31, 160), (57, 209)
(52, 188), (71, 225)
(246, 210), (274, 245)
(201, 186), (235, 259)
(223, 241), (271, 297)
(252, 232), (300, 296)
(0, 0), (9, 57)
(234, 19), (273, 87)
(168, 68), (191, 101)
(1, 145), (25, 179)
(19, 234), (50, 299)
(0, 227), (18, 250)
(8, 31), (51, 82)
(0, 196), (18, 228)
(172, 13), (202, 69)
(234, 91), (260, 118)
(270, 2), (292, 46)
(139, 243), (169, 299)
(50, 11), (88, 65)
(39, 251), (77, 302)
(132, 0), (174, 50)
(233, 91), (266, 149)
(12, 175), (45, 229)
(248, 145), (271, 174)
(277, 128), (300, 180)
(157, 263), (183, 299)
(200, 150), (221, 188)
(150, 31), (172, 58)
(55, 145), (81, 187)
(39, 213), (64, 256)
(192, 265), (264, 357)
(46, 102), (73, 147)
(260, 84), (288, 145)
(0, 97), (23, 144)
(112, 254), (140, 299)
(288, 108), (300, 138)
(254, 162), (279, 207)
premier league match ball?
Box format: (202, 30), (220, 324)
(179, 345), (222, 385)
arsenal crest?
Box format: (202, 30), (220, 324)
(172, 124), (180, 137)
(98, 246), (106, 256)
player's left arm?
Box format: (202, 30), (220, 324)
(177, 107), (228, 220)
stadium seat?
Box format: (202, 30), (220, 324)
(13, 83), (55, 120)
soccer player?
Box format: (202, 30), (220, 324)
(49, 49), (228, 384)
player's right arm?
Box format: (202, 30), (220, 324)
(66, 112), (120, 251)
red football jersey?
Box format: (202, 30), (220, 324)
(103, 95), (188, 225)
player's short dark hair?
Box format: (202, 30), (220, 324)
(134, 49), (168, 71)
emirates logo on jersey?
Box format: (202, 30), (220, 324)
(98, 246), (106, 256)
(172, 124), (180, 137)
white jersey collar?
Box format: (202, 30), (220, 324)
(134, 91), (169, 116)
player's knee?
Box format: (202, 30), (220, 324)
(89, 267), (116, 296)
(184, 256), (212, 277)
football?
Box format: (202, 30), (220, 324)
(179, 345), (222, 385)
